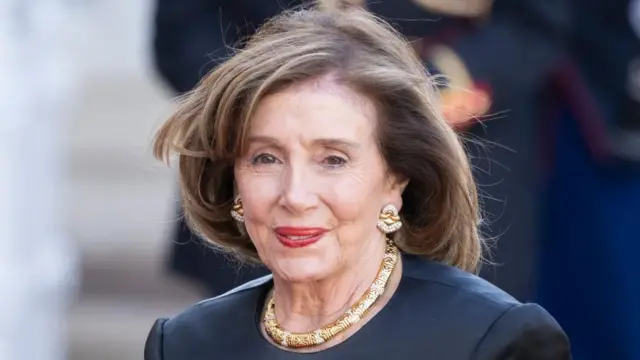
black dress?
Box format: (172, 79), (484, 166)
(144, 254), (571, 359)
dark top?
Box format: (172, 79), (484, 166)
(144, 254), (571, 359)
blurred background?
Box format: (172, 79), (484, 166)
(1, 1), (202, 359)
(61, 2), (203, 359)
(1, 0), (639, 359)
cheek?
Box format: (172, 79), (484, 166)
(237, 175), (280, 224)
(322, 171), (385, 224)
(236, 175), (280, 256)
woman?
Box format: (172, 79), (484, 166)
(145, 7), (570, 359)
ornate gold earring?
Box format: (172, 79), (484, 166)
(377, 204), (402, 234)
(230, 195), (244, 223)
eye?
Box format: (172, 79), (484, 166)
(252, 153), (281, 165)
(323, 155), (347, 168)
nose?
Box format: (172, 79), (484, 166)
(278, 161), (318, 214)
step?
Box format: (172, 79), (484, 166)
(68, 297), (200, 360)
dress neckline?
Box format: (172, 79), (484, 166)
(249, 252), (425, 355)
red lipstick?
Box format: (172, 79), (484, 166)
(274, 227), (327, 248)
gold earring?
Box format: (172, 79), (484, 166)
(377, 204), (402, 234)
(230, 195), (244, 223)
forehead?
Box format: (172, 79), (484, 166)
(247, 79), (378, 143)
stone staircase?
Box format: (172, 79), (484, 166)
(66, 73), (203, 360)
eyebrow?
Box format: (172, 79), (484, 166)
(246, 135), (281, 147)
(315, 138), (360, 151)
(247, 136), (359, 150)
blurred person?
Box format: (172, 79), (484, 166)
(145, 8), (570, 359)
(0, 1), (78, 360)
(152, 0), (308, 296)
(537, 1), (640, 359)
(382, 0), (640, 357)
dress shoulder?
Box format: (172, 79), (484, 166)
(144, 318), (168, 360)
(143, 275), (272, 360)
(398, 254), (570, 358)
(402, 254), (520, 307)
(470, 303), (571, 360)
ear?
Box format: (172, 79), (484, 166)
(386, 173), (409, 210)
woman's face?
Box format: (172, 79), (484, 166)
(234, 79), (405, 283)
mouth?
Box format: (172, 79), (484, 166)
(274, 227), (327, 248)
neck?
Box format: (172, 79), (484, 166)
(271, 235), (389, 333)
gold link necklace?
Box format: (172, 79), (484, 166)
(263, 239), (399, 348)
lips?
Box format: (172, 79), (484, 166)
(274, 227), (327, 248)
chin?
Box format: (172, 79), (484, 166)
(271, 255), (338, 283)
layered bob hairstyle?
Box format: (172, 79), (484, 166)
(154, 7), (484, 273)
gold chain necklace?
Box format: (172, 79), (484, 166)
(263, 239), (399, 348)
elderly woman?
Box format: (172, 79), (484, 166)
(145, 7), (570, 359)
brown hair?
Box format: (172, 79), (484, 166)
(153, 6), (484, 273)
